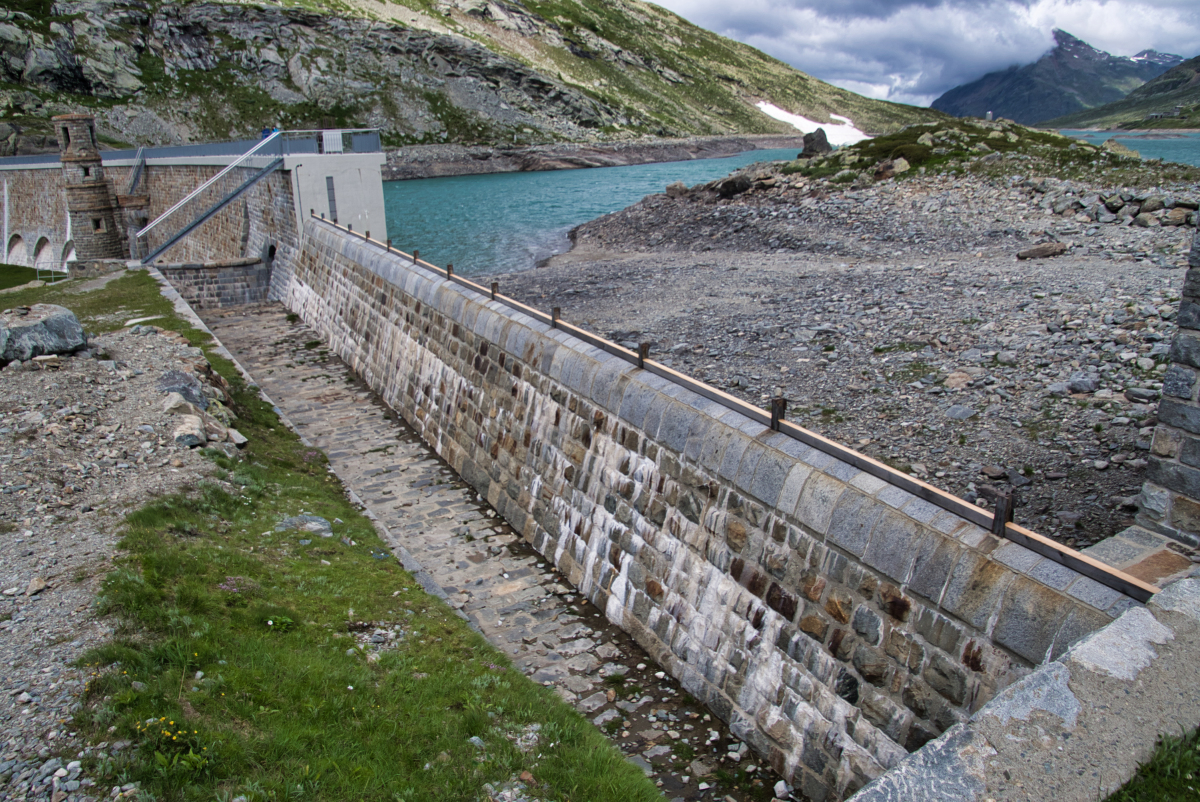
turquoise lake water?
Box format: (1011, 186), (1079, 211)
(382, 135), (1200, 278)
(1060, 130), (1200, 167)
(382, 148), (800, 276)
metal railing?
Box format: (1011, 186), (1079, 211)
(310, 214), (1162, 604)
(123, 146), (146, 195)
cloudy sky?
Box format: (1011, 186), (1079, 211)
(653, 0), (1200, 107)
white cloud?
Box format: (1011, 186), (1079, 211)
(653, 0), (1200, 105)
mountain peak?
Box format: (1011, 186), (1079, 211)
(932, 30), (1183, 124)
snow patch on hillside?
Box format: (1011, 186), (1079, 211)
(755, 102), (870, 146)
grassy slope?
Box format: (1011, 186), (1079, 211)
(2, 268), (660, 802)
(1106, 727), (1200, 801)
(4, 0), (942, 146)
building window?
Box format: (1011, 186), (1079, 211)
(62, 127), (70, 147)
(326, 176), (338, 223)
(92, 218), (105, 233)
(82, 166), (90, 178)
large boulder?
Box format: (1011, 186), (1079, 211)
(0, 304), (86, 365)
(799, 128), (832, 158)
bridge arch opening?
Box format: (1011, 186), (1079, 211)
(62, 240), (76, 269)
(6, 234), (28, 267)
(33, 237), (56, 271)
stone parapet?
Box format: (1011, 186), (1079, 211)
(284, 221), (1140, 800)
(1140, 228), (1200, 547)
(849, 578), (1200, 802)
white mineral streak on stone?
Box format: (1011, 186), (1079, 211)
(1067, 607), (1173, 681)
(975, 662), (1080, 727)
(1150, 578), (1200, 621)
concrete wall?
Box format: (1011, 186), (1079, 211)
(849, 578), (1200, 802)
(284, 220), (1136, 800)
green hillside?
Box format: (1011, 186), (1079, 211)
(0, 0), (943, 152)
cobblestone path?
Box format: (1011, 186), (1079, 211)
(205, 305), (783, 802)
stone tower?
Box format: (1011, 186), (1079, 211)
(54, 114), (124, 260)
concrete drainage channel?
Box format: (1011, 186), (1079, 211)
(204, 305), (791, 802)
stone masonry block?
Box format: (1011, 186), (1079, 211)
(658, 401), (694, 452)
(1049, 604), (1111, 661)
(1157, 398), (1200, 435)
(825, 491), (884, 557)
(941, 552), (1016, 631)
(1169, 333), (1200, 371)
(778, 463), (815, 517)
(1178, 300), (1200, 331)
(735, 443), (767, 493)
(750, 450), (792, 509)
(718, 434), (753, 482)
(794, 473), (847, 537)
(683, 415), (714, 463)
(991, 542), (1042, 573)
(991, 578), (1072, 664)
(1147, 456), (1200, 499)
(908, 537), (962, 604)
(1181, 438), (1200, 470)
(861, 512), (924, 584)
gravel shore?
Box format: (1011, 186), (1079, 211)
(0, 326), (228, 802)
(500, 164), (1200, 549)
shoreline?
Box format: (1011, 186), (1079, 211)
(382, 133), (807, 181)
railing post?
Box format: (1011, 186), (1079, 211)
(446, 263), (453, 278)
(386, 238), (392, 252)
(637, 342), (650, 369)
(770, 391), (787, 431)
(551, 307), (560, 329)
(991, 490), (1015, 536)
(347, 223), (352, 232)
(490, 281), (498, 301)
(413, 249), (419, 264)
(365, 230), (370, 240)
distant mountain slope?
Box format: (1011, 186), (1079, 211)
(1044, 54), (1200, 129)
(0, 0), (942, 153)
(931, 30), (1181, 125)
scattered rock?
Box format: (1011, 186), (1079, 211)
(0, 304), (87, 365)
(1017, 242), (1068, 260)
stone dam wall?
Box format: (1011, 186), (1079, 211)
(282, 220), (1141, 799)
(2, 161), (295, 272)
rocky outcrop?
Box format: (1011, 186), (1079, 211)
(0, 0), (939, 149)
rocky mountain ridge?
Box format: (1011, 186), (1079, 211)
(932, 30), (1182, 125)
(1045, 54), (1200, 129)
(0, 0), (941, 155)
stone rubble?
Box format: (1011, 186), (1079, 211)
(0, 325), (234, 802)
(503, 166), (1200, 553)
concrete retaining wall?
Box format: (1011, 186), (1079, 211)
(284, 220), (1135, 799)
(849, 577), (1200, 802)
